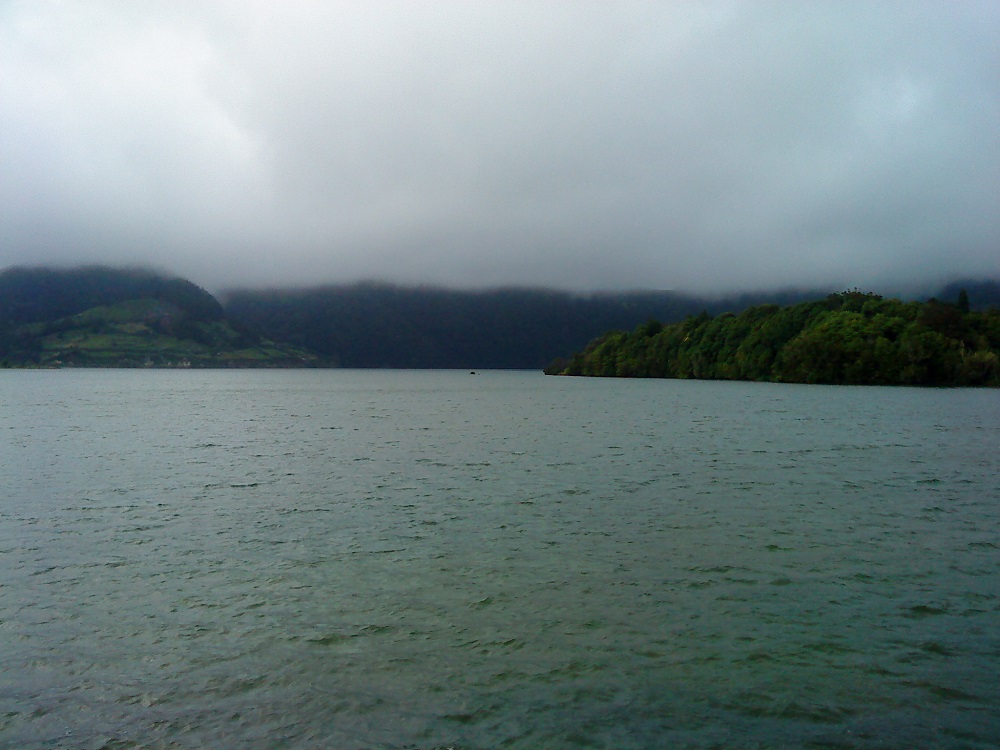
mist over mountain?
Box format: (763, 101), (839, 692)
(2, 265), (996, 370)
(223, 278), (997, 370)
(221, 284), (823, 369)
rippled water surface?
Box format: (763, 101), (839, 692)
(1, 369), (998, 749)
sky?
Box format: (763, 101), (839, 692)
(1, 1), (998, 295)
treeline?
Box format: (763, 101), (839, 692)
(4, 265), (999, 374)
(547, 291), (1000, 386)
(222, 284), (825, 369)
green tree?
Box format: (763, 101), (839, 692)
(957, 288), (970, 314)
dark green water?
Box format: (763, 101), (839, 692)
(1, 370), (998, 749)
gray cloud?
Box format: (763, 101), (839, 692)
(1, 1), (997, 293)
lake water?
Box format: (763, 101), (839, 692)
(1, 369), (998, 749)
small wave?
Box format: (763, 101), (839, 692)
(689, 565), (735, 574)
(729, 694), (855, 723)
(902, 604), (950, 618)
(918, 641), (954, 656)
(905, 680), (983, 703)
(802, 639), (857, 655)
(303, 631), (370, 648)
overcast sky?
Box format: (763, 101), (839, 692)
(1, 1), (997, 294)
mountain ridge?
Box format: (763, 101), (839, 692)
(2, 264), (997, 370)
(0, 266), (316, 367)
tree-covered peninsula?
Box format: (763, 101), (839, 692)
(545, 291), (1000, 387)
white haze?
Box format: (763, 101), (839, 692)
(1, 1), (998, 294)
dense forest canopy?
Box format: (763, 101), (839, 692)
(222, 284), (834, 369)
(546, 291), (1000, 387)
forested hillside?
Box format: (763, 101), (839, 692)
(547, 291), (1000, 387)
(0, 267), (316, 367)
(4, 265), (997, 374)
(222, 284), (824, 369)
(0, 266), (225, 324)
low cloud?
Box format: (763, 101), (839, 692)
(1, 1), (997, 293)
